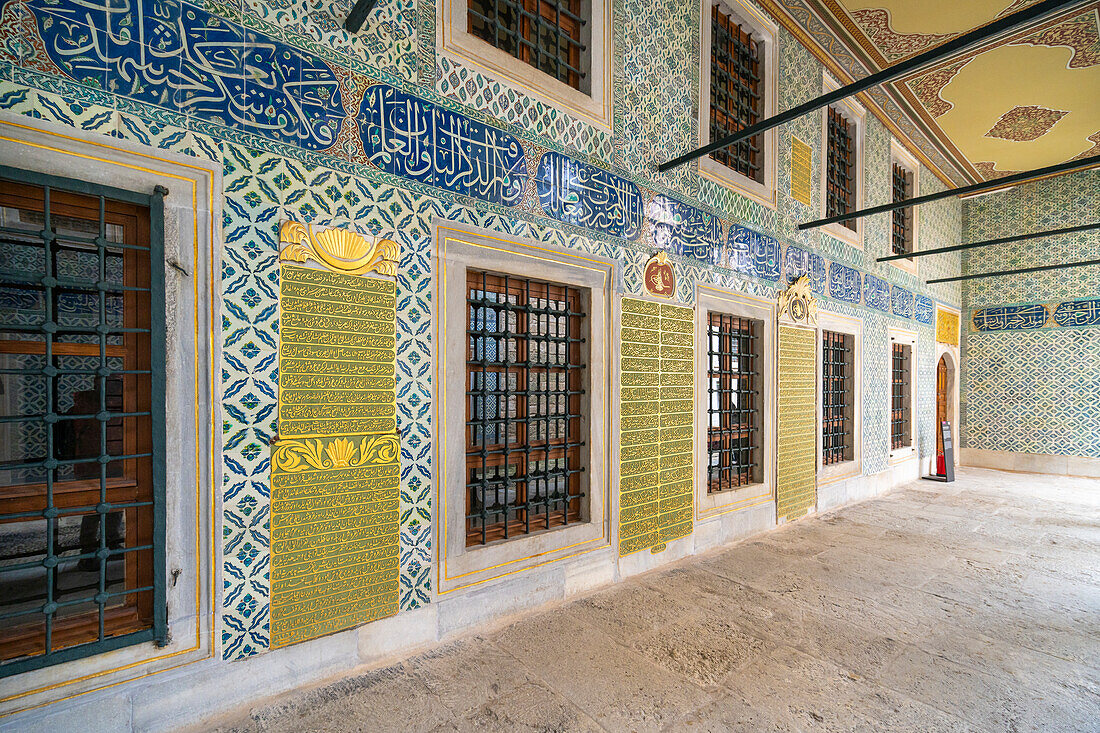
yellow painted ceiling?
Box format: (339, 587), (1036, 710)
(805, 0), (1100, 180)
(842, 0), (1030, 35)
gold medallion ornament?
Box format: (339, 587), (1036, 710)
(643, 250), (676, 298)
(279, 220), (399, 276)
(777, 275), (818, 326)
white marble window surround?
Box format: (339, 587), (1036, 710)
(698, 0), (779, 208)
(439, 0), (612, 131)
(433, 222), (614, 595)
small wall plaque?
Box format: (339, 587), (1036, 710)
(643, 250), (676, 298)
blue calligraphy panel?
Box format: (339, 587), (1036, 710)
(828, 263), (862, 304)
(783, 246), (827, 294)
(864, 274), (890, 312)
(360, 85), (526, 207)
(891, 286), (913, 319)
(1052, 299), (1100, 328)
(972, 304), (1049, 331)
(535, 152), (642, 239)
(914, 295), (934, 324)
(24, 0), (345, 151)
(728, 226), (780, 281)
(648, 195), (722, 262)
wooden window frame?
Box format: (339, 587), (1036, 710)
(0, 172), (166, 678)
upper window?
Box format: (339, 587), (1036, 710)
(465, 270), (585, 546)
(0, 173), (165, 677)
(890, 342), (913, 450)
(709, 6), (763, 184)
(706, 311), (762, 493)
(467, 0), (586, 91)
(891, 163), (913, 256)
(821, 330), (853, 465)
(441, 0), (611, 130)
(889, 140), (920, 272)
(698, 0), (778, 207)
(819, 77), (864, 248)
(826, 106), (856, 231)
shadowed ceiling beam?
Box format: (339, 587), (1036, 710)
(345, 0), (379, 33)
(878, 221), (1100, 262)
(926, 258), (1100, 284)
(657, 0), (1084, 173)
(800, 154), (1100, 231)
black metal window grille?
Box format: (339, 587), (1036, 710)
(467, 0), (587, 91)
(0, 167), (166, 678)
(707, 312), (760, 492)
(890, 342), (912, 450)
(822, 330), (853, 465)
(892, 163), (913, 256)
(465, 271), (586, 546)
(826, 107), (856, 231)
(710, 6), (763, 183)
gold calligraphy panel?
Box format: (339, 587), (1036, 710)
(776, 324), (816, 522)
(270, 261), (400, 647)
(619, 298), (694, 556)
(270, 435), (400, 648)
(278, 265), (397, 437)
(936, 308), (960, 347)
(791, 136), (812, 207)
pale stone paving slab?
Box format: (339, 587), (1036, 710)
(210, 468), (1100, 733)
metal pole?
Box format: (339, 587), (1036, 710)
(801, 154), (1100, 231)
(926, 258), (1100, 284)
(879, 221), (1100, 262)
(345, 0), (379, 33)
(657, 0), (1083, 172)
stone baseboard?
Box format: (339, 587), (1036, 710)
(960, 448), (1100, 479)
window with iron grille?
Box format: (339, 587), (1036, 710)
(0, 170), (166, 677)
(890, 342), (912, 450)
(826, 107), (856, 231)
(467, 0), (588, 91)
(892, 163), (913, 256)
(709, 5), (764, 183)
(822, 330), (853, 465)
(707, 312), (761, 492)
(465, 271), (586, 546)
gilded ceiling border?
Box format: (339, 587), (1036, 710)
(756, 0), (974, 186)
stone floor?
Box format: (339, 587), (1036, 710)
(213, 469), (1100, 732)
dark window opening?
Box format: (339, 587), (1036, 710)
(826, 107), (856, 231)
(0, 171), (165, 677)
(709, 6), (764, 183)
(890, 342), (912, 450)
(707, 312), (761, 492)
(892, 162), (914, 257)
(467, 0), (588, 91)
(465, 271), (586, 547)
(822, 330), (853, 465)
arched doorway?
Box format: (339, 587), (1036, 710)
(935, 353), (955, 473)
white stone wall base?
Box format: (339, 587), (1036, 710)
(1, 459), (943, 733)
(960, 448), (1100, 479)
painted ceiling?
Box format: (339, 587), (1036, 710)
(804, 0), (1100, 180)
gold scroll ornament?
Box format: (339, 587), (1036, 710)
(269, 222), (401, 649)
(279, 220), (398, 276)
(619, 298), (694, 556)
(777, 275), (818, 326)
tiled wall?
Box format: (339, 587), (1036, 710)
(960, 168), (1100, 458)
(0, 0), (962, 661)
